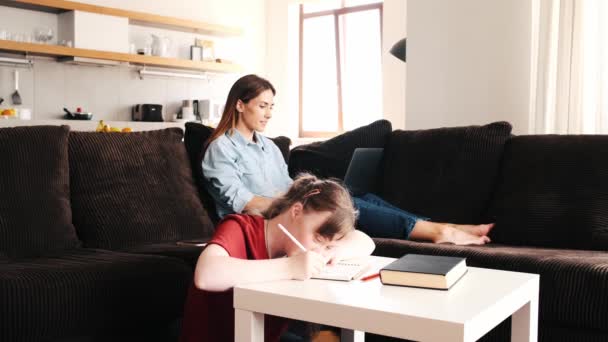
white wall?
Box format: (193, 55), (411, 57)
(263, 0), (300, 138)
(382, 0), (407, 130)
(0, 0), (265, 122)
(406, 0), (532, 134)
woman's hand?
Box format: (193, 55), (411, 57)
(288, 251), (329, 280)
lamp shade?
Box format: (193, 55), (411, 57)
(389, 38), (406, 62)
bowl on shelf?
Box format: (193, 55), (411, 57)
(63, 108), (93, 120)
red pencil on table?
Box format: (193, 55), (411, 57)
(361, 273), (380, 282)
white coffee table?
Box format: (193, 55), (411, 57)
(234, 256), (539, 342)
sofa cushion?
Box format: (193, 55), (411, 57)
(184, 122), (219, 223)
(119, 242), (205, 269)
(0, 126), (80, 259)
(379, 122), (512, 224)
(373, 239), (608, 332)
(183, 122), (292, 225)
(69, 128), (214, 249)
(488, 135), (608, 250)
(0, 248), (191, 342)
(288, 119), (392, 180)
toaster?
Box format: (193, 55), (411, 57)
(132, 104), (163, 122)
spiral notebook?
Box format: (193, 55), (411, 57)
(312, 258), (372, 281)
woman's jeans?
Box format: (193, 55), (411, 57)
(353, 193), (428, 239)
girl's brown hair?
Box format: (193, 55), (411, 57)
(262, 173), (358, 239)
(205, 74), (276, 146)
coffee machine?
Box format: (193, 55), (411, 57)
(132, 104), (163, 122)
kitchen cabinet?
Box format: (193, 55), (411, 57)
(0, 0), (242, 73)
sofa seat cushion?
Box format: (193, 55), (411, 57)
(379, 122), (512, 224)
(373, 239), (608, 331)
(69, 128), (214, 250)
(0, 248), (191, 342)
(0, 126), (80, 259)
(119, 242), (204, 269)
(288, 119), (392, 180)
(488, 135), (608, 250)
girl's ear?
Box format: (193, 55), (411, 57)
(236, 99), (245, 113)
(290, 202), (304, 220)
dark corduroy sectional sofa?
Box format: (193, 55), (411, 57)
(288, 120), (608, 342)
(0, 126), (218, 342)
(2, 119), (607, 342)
(0, 124), (293, 342)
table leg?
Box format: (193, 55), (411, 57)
(511, 295), (538, 342)
(341, 329), (365, 342)
(235, 308), (264, 342)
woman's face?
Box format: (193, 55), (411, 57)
(237, 89), (274, 133)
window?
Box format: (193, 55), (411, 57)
(299, 1), (383, 137)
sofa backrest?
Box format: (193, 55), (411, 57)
(379, 122), (512, 224)
(488, 135), (608, 250)
(68, 128), (214, 249)
(0, 126), (81, 259)
(288, 119), (393, 180)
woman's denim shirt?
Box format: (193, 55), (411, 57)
(202, 129), (293, 218)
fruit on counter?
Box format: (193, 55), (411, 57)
(1, 108), (17, 116)
(96, 120), (105, 132)
(95, 120), (132, 133)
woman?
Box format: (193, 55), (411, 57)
(202, 74), (494, 245)
(180, 174), (374, 341)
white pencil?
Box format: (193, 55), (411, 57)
(277, 223), (307, 252)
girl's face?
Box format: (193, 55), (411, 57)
(236, 89), (274, 133)
(287, 209), (339, 256)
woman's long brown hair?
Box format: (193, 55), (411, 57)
(205, 74), (276, 146)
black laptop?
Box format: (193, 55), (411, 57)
(343, 148), (384, 195)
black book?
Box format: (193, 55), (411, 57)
(380, 254), (467, 290)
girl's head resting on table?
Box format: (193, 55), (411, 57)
(262, 173), (358, 255)
(207, 74), (276, 144)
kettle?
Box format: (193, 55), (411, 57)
(151, 34), (171, 57)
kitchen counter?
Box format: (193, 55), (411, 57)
(0, 119), (187, 132)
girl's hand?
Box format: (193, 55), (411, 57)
(324, 246), (345, 265)
(288, 251), (329, 280)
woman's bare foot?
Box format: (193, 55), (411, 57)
(434, 225), (491, 245)
(449, 223), (494, 237)
(409, 221), (492, 245)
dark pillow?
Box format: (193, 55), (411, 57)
(488, 135), (608, 250)
(379, 122), (512, 224)
(269, 136), (292, 163)
(288, 119), (392, 179)
(69, 128), (214, 249)
(184, 122), (218, 224)
(0, 126), (80, 258)
(184, 122), (292, 224)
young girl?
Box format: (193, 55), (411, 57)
(180, 174), (373, 342)
(202, 74), (494, 245)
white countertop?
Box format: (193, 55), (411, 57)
(0, 118), (187, 131)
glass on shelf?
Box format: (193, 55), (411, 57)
(34, 27), (53, 44)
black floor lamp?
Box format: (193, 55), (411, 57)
(389, 38), (406, 62)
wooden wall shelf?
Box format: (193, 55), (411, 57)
(0, 0), (242, 36)
(0, 40), (241, 73)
